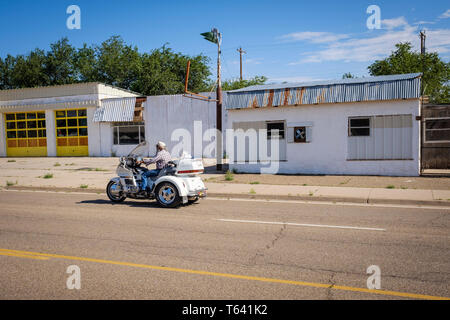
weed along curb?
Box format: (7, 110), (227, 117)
(4, 185), (450, 208)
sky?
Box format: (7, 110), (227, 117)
(0, 0), (449, 84)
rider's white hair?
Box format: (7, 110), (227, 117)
(157, 141), (166, 149)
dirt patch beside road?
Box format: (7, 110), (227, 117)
(203, 172), (450, 190)
(1, 157), (449, 191)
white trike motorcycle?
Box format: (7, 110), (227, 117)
(106, 142), (207, 208)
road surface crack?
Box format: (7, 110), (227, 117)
(427, 212), (450, 227)
(326, 273), (336, 300)
(249, 223), (287, 266)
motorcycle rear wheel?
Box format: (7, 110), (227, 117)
(155, 182), (181, 208)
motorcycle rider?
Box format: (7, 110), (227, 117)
(140, 141), (172, 192)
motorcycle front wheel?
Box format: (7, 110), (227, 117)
(155, 182), (181, 208)
(106, 181), (126, 203)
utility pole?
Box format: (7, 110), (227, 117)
(419, 30), (427, 97)
(237, 47), (246, 81)
(420, 30), (426, 55)
(419, 30), (427, 174)
(216, 29), (223, 171)
(200, 28), (223, 171)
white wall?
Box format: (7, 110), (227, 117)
(227, 99), (420, 176)
(45, 110), (56, 156)
(0, 113), (6, 157)
(87, 107), (101, 157)
(144, 93), (227, 158)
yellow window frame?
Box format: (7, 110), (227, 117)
(4, 111), (47, 150)
(55, 108), (88, 155)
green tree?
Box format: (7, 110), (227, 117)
(0, 55), (16, 89)
(0, 36), (225, 96)
(74, 44), (97, 82)
(132, 45), (210, 96)
(94, 36), (142, 90)
(342, 72), (355, 79)
(368, 42), (450, 103)
(11, 49), (48, 88)
(0, 57), (8, 89)
(45, 38), (77, 85)
(220, 76), (267, 91)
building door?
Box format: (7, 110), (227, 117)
(4, 111), (47, 157)
(55, 108), (89, 156)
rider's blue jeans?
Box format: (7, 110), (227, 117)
(141, 169), (160, 191)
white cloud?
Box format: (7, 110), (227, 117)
(245, 58), (263, 65)
(382, 17), (408, 30)
(285, 17), (450, 64)
(439, 9), (450, 19)
(426, 29), (450, 54)
(279, 31), (349, 44)
(413, 20), (436, 25)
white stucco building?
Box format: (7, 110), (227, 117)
(0, 82), (140, 158)
(0, 73), (424, 177)
(0, 83), (224, 159)
(225, 73), (422, 176)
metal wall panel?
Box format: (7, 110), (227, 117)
(93, 97), (137, 122)
(348, 115), (412, 160)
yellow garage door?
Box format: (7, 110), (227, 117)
(4, 111), (47, 157)
(55, 108), (89, 156)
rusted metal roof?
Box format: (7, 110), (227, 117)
(226, 73), (422, 110)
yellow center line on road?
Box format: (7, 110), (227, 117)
(0, 251), (49, 261)
(0, 248), (448, 300)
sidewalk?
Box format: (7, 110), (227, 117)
(205, 183), (450, 206)
(1, 157), (449, 207)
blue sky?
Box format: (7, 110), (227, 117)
(0, 0), (449, 84)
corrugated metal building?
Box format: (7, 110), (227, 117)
(226, 73), (422, 176)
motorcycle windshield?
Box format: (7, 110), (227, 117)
(127, 141), (148, 157)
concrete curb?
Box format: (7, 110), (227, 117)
(4, 186), (450, 208)
(205, 192), (450, 207)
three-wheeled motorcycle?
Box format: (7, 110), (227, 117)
(106, 142), (207, 208)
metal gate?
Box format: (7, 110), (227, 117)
(421, 104), (450, 169)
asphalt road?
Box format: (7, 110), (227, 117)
(0, 189), (449, 300)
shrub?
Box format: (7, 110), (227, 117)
(225, 170), (234, 181)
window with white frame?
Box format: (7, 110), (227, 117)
(424, 118), (450, 143)
(113, 122), (145, 145)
